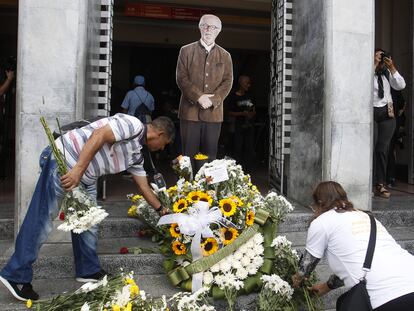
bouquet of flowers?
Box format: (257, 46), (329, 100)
(172, 155), (193, 181)
(40, 117), (108, 234)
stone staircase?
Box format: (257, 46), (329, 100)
(1, 197), (414, 311)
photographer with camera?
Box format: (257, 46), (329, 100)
(373, 48), (406, 198)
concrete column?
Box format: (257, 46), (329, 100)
(323, 0), (375, 209)
(15, 0), (88, 233)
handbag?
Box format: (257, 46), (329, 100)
(336, 213), (377, 311)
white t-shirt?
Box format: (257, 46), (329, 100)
(306, 209), (414, 309)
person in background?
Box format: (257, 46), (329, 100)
(176, 14), (233, 171)
(373, 49), (405, 198)
(121, 75), (155, 124)
(227, 75), (256, 169)
(292, 181), (414, 310)
(0, 114), (173, 302)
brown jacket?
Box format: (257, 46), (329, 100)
(176, 41), (233, 122)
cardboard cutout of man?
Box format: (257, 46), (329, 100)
(176, 14), (233, 171)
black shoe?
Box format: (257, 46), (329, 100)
(76, 269), (108, 283)
(0, 275), (39, 301)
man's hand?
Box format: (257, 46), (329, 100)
(383, 57), (397, 74)
(292, 273), (305, 288)
(308, 282), (331, 297)
(198, 94), (214, 109)
(61, 167), (83, 191)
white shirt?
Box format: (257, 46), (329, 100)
(373, 70), (405, 108)
(200, 39), (215, 53)
(306, 209), (414, 309)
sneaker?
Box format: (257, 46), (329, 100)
(0, 275), (39, 301)
(76, 269), (108, 283)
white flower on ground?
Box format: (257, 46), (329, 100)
(80, 302), (90, 311)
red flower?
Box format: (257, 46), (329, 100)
(120, 247), (129, 254)
(59, 212), (65, 221)
(137, 230), (146, 237)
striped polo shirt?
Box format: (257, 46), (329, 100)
(55, 113), (147, 185)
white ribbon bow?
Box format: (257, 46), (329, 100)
(157, 200), (226, 292)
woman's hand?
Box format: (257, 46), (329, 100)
(308, 282), (331, 297)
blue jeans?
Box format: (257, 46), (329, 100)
(0, 147), (101, 283)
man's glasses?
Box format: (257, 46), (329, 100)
(199, 24), (220, 31)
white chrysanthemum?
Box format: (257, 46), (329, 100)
(245, 249), (256, 259)
(241, 256), (251, 267)
(78, 275), (108, 293)
(253, 233), (264, 244)
(203, 271), (214, 285)
(253, 244), (264, 255)
(233, 250), (243, 260)
(292, 249), (300, 260)
(236, 268), (249, 280)
(232, 260), (243, 270)
(271, 236), (292, 248)
(140, 290), (147, 301)
(252, 256), (264, 268)
(245, 240), (254, 249)
(261, 274), (294, 300)
(219, 260), (232, 273)
(247, 265), (259, 275)
(80, 302), (90, 311)
(112, 285), (131, 307)
(210, 263), (220, 273)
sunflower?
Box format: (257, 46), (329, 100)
(231, 195), (243, 207)
(198, 192), (213, 206)
(246, 210), (255, 226)
(194, 153), (209, 160)
(201, 238), (219, 256)
(173, 199), (188, 213)
(186, 191), (201, 203)
(172, 240), (186, 255)
(219, 198), (237, 217)
(221, 227), (239, 245)
(170, 223), (181, 238)
(127, 205), (137, 217)
(131, 194), (143, 203)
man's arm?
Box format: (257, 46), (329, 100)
(0, 70), (15, 96)
(176, 47), (204, 104)
(210, 53), (233, 108)
(60, 124), (115, 191)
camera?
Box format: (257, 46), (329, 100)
(380, 52), (390, 63)
(3, 56), (16, 72)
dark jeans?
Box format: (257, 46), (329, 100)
(374, 106), (395, 185)
(0, 147), (101, 283)
(233, 124), (255, 169)
(374, 292), (414, 311)
(180, 120), (221, 172)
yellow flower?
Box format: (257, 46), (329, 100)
(130, 284), (139, 298)
(112, 305), (121, 311)
(194, 153), (208, 160)
(131, 194), (142, 203)
(231, 195), (243, 207)
(125, 277), (136, 286)
(201, 238), (218, 256)
(127, 205), (137, 217)
(246, 210), (255, 226)
(221, 227), (239, 245)
(198, 192), (213, 206)
(173, 199), (188, 213)
(170, 223), (181, 238)
(186, 191), (201, 204)
(26, 299), (32, 308)
(123, 303), (132, 311)
(167, 185), (178, 195)
(172, 240), (186, 255)
(219, 198), (237, 217)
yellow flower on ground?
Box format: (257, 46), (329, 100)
(173, 199), (188, 213)
(198, 192), (213, 206)
(26, 299), (32, 308)
(246, 210), (255, 226)
(130, 284), (139, 298)
(170, 223), (181, 238)
(127, 205), (137, 217)
(112, 305), (121, 311)
(186, 191), (201, 204)
(219, 198), (237, 217)
(221, 227), (239, 245)
(194, 153), (208, 160)
(172, 240), (187, 255)
(125, 277), (136, 286)
(131, 194), (142, 203)
(124, 303), (132, 311)
(231, 195), (243, 207)
(201, 237), (218, 256)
